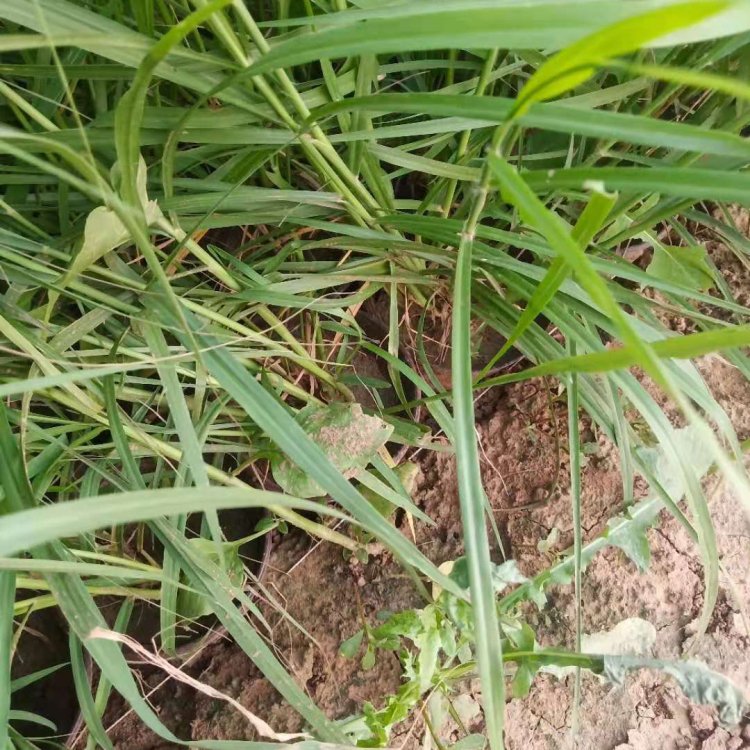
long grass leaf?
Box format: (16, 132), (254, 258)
(247, 1), (750, 75)
(0, 403), (185, 744)
(312, 93), (750, 159)
(0, 487), (345, 559)
(70, 632), (114, 750)
(0, 571), (14, 749)
(487, 154), (721, 641)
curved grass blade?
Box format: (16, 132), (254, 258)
(567, 344), (583, 733)
(512, 1), (729, 116)
(0, 402), (187, 745)
(609, 59), (750, 103)
(481, 324), (750, 385)
(452, 210), (507, 750)
(0, 487), (347, 559)
(481, 187), (617, 376)
(140, 320), (223, 650)
(102, 379), (350, 743)
(488, 155), (722, 639)
(70, 632), (114, 750)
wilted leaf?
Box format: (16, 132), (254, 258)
(636, 424), (714, 501)
(416, 606), (442, 691)
(646, 245), (714, 291)
(490, 560), (528, 593)
(271, 402), (393, 497)
(536, 526), (560, 555)
(583, 617), (657, 656)
(609, 424), (715, 570)
(448, 556), (527, 594)
(451, 696), (482, 730)
(603, 656), (747, 727)
(542, 618), (656, 681)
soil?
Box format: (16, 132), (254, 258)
(72, 220), (750, 748)
(11, 610), (80, 736)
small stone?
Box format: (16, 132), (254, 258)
(700, 729), (731, 750)
(689, 705), (714, 733)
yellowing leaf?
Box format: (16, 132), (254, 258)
(62, 155), (163, 289)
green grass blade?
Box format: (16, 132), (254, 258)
(0, 487), (345, 558)
(451, 134), (508, 748)
(141, 319), (262, 650)
(247, 1), (750, 76)
(86, 600), (133, 750)
(567, 343), (583, 733)
(513, 1), (728, 114)
(482, 188), (617, 374)
(0, 571), (14, 750)
(69, 632), (114, 750)
(610, 59), (750, 102)
(102, 372), (349, 743)
(312, 93), (750, 159)
(152, 518), (351, 743)
(487, 154), (722, 640)
(452, 262), (506, 749)
(0, 403), (185, 744)
(520, 167), (750, 204)
(482, 324), (750, 383)
(113, 0), (232, 213)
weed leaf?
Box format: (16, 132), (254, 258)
(647, 245), (715, 291)
(272, 402), (393, 498)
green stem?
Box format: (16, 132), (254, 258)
(567, 340), (583, 735)
(441, 49), (500, 216)
(451, 120), (513, 750)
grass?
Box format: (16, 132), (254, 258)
(0, 0), (749, 747)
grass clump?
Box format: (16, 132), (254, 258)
(1, 1), (749, 748)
